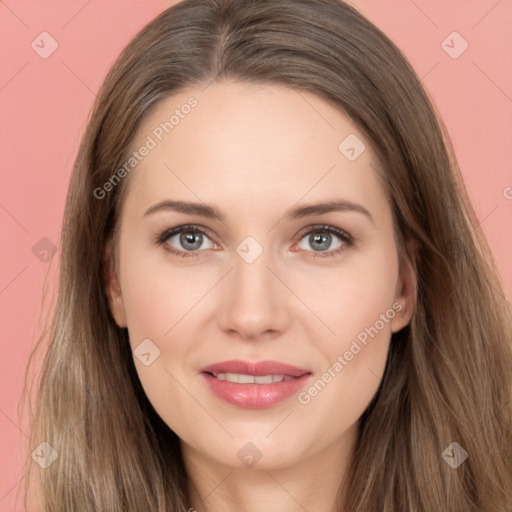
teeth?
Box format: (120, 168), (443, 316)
(213, 373), (295, 383)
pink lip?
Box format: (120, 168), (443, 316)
(200, 359), (310, 377)
(200, 359), (312, 408)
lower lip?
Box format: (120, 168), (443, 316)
(201, 372), (312, 408)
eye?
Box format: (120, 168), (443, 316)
(155, 225), (217, 258)
(155, 224), (354, 259)
(293, 225), (354, 258)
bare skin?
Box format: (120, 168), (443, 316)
(107, 80), (415, 512)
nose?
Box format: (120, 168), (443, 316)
(217, 246), (291, 341)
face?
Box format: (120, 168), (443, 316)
(107, 80), (415, 472)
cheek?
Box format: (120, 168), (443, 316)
(299, 242), (400, 347)
(119, 255), (202, 424)
(297, 243), (399, 401)
(120, 243), (206, 342)
(119, 247), (214, 408)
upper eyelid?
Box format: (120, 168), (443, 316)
(160, 224), (216, 242)
(296, 224), (352, 239)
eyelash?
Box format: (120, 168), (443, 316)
(154, 224), (354, 259)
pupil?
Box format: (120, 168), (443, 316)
(311, 232), (330, 251)
(181, 231), (202, 250)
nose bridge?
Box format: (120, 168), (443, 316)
(217, 234), (289, 338)
(234, 242), (273, 297)
(232, 235), (278, 309)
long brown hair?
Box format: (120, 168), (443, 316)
(21, 0), (512, 510)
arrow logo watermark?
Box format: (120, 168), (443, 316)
(133, 338), (161, 366)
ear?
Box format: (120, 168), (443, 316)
(390, 241), (417, 333)
(104, 240), (127, 328)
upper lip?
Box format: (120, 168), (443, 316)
(200, 360), (311, 377)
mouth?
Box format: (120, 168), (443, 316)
(199, 360), (312, 408)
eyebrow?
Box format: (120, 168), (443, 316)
(143, 199), (374, 224)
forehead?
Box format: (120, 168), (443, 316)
(122, 80), (387, 219)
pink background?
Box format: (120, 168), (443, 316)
(1, 1), (511, 510)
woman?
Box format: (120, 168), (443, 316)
(22, 0), (512, 510)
